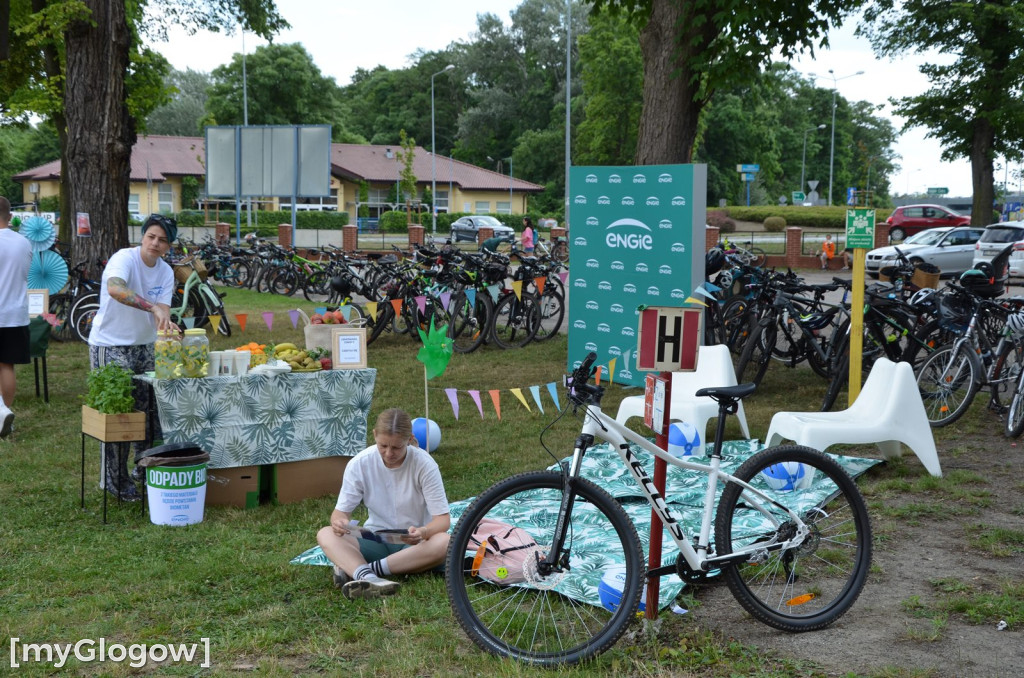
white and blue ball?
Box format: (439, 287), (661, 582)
(598, 567), (646, 613)
(760, 462), (814, 491)
(667, 421), (702, 457)
(412, 417), (441, 453)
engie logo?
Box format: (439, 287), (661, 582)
(670, 242), (686, 252)
(621, 326), (635, 337)
(597, 281), (612, 291)
(574, 236), (587, 246)
(670, 288), (686, 299)
(659, 265), (672, 275)
(658, 173), (673, 183)
(633, 173), (646, 183)
(671, 196), (686, 206)
(610, 303), (624, 313)
(605, 218), (654, 250)
(621, 196), (634, 206)
(585, 174), (598, 183)
(586, 258), (600, 268)
(659, 219), (672, 229)
(574, 278), (587, 288)
(597, 323), (611, 333)
(574, 195), (587, 204)
(597, 195), (611, 205)
(609, 173), (621, 184)
(610, 260), (624, 270)
(574, 319), (587, 329)
(647, 286), (660, 296)
(623, 283), (637, 293)
(585, 300), (599, 310)
(646, 196), (660, 206)
(586, 216), (599, 226)
(635, 263), (648, 273)
(608, 345), (622, 356)
(585, 342), (598, 352)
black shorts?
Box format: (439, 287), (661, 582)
(0, 325), (31, 364)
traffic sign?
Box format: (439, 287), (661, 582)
(792, 191), (806, 203)
(636, 307), (702, 372)
(736, 164), (760, 173)
(927, 187), (949, 195)
(741, 173), (756, 181)
(846, 209), (876, 249)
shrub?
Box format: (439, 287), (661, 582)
(378, 210), (408, 233)
(706, 209), (736, 233)
(763, 216), (787, 232)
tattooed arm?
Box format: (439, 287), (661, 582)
(107, 277), (175, 331)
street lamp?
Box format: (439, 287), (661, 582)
(801, 124), (826, 198)
(811, 69), (864, 206)
(431, 64), (455, 235)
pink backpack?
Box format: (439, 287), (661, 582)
(468, 518), (542, 585)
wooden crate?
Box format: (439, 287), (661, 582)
(81, 405), (146, 442)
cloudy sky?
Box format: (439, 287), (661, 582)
(158, 0), (997, 199)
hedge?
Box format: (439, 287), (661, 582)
(175, 209), (349, 229)
(725, 206), (895, 229)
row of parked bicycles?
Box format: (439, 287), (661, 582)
(703, 241), (1024, 437)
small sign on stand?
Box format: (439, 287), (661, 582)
(644, 373), (669, 436)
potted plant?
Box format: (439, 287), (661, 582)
(81, 364), (146, 442)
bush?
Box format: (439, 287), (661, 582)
(706, 209), (736, 233)
(763, 216), (787, 232)
(175, 209), (349, 230)
(378, 210), (408, 233)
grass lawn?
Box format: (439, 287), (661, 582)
(0, 285), (952, 676)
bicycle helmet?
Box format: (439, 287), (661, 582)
(1007, 312), (1024, 338)
(908, 288), (936, 307)
(705, 248), (725, 276)
(330, 274), (353, 296)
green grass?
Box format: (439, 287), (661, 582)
(0, 289), (1007, 676)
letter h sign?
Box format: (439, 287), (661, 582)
(636, 306), (702, 372)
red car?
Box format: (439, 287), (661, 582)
(886, 204), (971, 241)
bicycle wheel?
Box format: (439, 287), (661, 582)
(303, 269), (330, 301)
(448, 291), (493, 354)
(715, 445), (872, 632)
(71, 295), (100, 343)
(446, 471), (643, 665)
(269, 268), (300, 296)
(533, 288), (565, 341)
(748, 247), (766, 267)
(366, 304), (395, 345)
(736, 320), (776, 386)
(48, 292), (75, 342)
(821, 342), (850, 412)
(202, 284), (232, 337)
(1005, 365), (1024, 438)
(552, 241), (569, 264)
(916, 344), (980, 427)
(491, 292), (541, 349)
(989, 341), (1024, 411)
(170, 286), (210, 332)
(221, 258), (250, 288)
(721, 297), (751, 354)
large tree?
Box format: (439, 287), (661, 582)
(861, 0), (1024, 224)
(591, 0), (858, 166)
(0, 0), (286, 270)
(145, 67), (212, 136)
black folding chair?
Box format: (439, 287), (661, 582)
(28, 316), (51, 403)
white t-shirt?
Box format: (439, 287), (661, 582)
(335, 445), (449, 532)
(89, 247), (174, 347)
(0, 228), (33, 328)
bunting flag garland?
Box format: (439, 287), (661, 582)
(559, 271), (568, 286)
(390, 298), (403, 317)
(209, 315), (222, 334)
(487, 284), (501, 303)
(315, 306), (327, 315)
(338, 305), (350, 321)
(235, 314), (248, 332)
(512, 279), (523, 301)
(693, 286), (717, 302)
(465, 288), (476, 309)
(415, 295), (426, 317)
(528, 385), (544, 414)
(510, 388), (531, 411)
(182, 316), (196, 329)
(701, 281), (722, 293)
(262, 311), (274, 330)
(468, 390), (484, 418)
(546, 382), (561, 411)
(595, 365), (602, 385)
(444, 388), (460, 419)
(607, 358), (617, 385)
(684, 296), (707, 307)
(440, 291), (451, 312)
(534, 276), (546, 295)
(488, 389), (502, 420)
(288, 309), (301, 328)
(366, 302), (378, 322)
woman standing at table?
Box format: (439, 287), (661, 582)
(317, 408), (450, 600)
(88, 214), (178, 501)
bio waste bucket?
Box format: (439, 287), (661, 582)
(135, 442), (210, 526)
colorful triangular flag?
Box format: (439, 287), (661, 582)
(262, 311), (274, 330)
(546, 382), (561, 411)
(209, 315), (221, 334)
(468, 390), (484, 418)
(445, 388), (460, 419)
(488, 389), (501, 420)
(512, 279), (523, 301)
(366, 302), (378, 322)
(510, 388), (531, 411)
(528, 385), (544, 414)
(235, 313), (248, 332)
(288, 309), (301, 329)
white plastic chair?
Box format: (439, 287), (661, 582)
(764, 358), (941, 477)
(614, 344), (751, 442)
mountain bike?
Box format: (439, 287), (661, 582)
(445, 353), (872, 665)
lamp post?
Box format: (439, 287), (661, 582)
(508, 156), (513, 213)
(431, 64), (455, 235)
(812, 69), (864, 206)
(801, 124), (826, 197)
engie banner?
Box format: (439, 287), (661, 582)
(568, 165), (706, 387)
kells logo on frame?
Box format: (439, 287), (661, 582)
(605, 218), (654, 250)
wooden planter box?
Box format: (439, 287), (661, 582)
(82, 405), (146, 442)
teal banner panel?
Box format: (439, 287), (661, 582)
(568, 165), (707, 386)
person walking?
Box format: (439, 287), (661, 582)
(0, 197), (33, 438)
(521, 217), (535, 254)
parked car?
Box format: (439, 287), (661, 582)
(886, 204), (971, 241)
(973, 222), (1024, 276)
(450, 215), (515, 243)
(865, 226), (984, 278)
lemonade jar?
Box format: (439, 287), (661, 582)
(181, 328), (210, 378)
(154, 329), (181, 380)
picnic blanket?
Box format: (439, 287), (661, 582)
(292, 439), (881, 609)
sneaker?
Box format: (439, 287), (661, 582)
(342, 573), (400, 600)
(0, 408), (13, 438)
(130, 465), (146, 483)
(841, 266), (850, 271)
(106, 484), (142, 503)
(332, 565), (351, 588)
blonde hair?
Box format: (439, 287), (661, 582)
(374, 408), (412, 439)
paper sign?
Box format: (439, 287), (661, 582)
(27, 289), (48, 317)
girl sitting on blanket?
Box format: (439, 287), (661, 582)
(316, 408), (450, 600)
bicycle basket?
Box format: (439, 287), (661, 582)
(172, 259), (207, 284)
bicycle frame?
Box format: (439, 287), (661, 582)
(170, 263), (222, 323)
(549, 403), (809, 577)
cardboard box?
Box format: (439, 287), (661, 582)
(206, 465), (262, 508)
(273, 456), (348, 504)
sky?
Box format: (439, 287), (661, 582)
(157, 0), (992, 200)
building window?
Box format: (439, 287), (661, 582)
(158, 183), (173, 213)
(435, 190), (449, 212)
(496, 201), (511, 215)
(463, 202), (472, 213)
(129, 193), (140, 215)
(475, 201), (490, 214)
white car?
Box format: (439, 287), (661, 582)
(973, 222), (1024, 276)
(865, 226), (984, 278)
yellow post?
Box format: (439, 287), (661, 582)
(848, 249), (866, 404)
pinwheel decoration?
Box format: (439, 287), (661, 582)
(20, 215), (57, 252)
(416, 317), (453, 380)
(27, 250), (69, 295)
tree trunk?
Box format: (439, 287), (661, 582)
(970, 118), (995, 227)
(64, 0), (135, 273)
(635, 0), (711, 165)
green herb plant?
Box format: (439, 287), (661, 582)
(84, 363), (136, 414)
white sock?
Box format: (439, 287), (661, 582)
(354, 564), (373, 580)
(371, 558), (392, 577)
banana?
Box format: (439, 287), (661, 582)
(274, 343), (298, 356)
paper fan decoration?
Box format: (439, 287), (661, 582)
(28, 250), (69, 294)
(20, 216), (57, 252)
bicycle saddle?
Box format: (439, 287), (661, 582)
(694, 383), (757, 405)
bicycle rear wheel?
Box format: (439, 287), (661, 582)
(446, 471), (643, 665)
(1005, 366), (1024, 438)
(491, 292), (541, 349)
(736, 320), (776, 386)
(447, 291), (492, 353)
(715, 445), (872, 632)
(916, 344), (980, 427)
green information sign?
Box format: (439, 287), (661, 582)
(926, 187), (949, 195)
(792, 191), (806, 204)
(846, 209), (876, 249)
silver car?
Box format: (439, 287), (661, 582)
(865, 226), (984, 278)
(449, 215), (515, 243)
(973, 222), (1024, 276)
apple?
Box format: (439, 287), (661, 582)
(319, 357), (332, 370)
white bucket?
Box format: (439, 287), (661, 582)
(146, 463), (207, 526)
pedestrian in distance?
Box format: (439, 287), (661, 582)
(0, 196), (33, 438)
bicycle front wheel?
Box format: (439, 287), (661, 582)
(1005, 365), (1024, 438)
(916, 344), (980, 427)
(446, 471), (644, 666)
(736, 320), (776, 386)
(715, 445), (872, 632)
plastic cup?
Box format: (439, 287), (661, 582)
(208, 352), (223, 377)
(234, 351), (250, 375)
